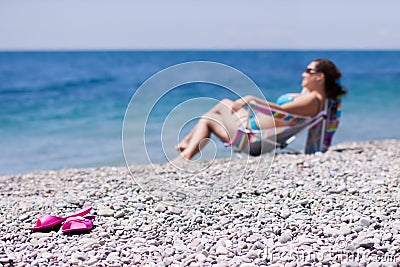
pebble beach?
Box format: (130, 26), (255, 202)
(0, 139), (399, 266)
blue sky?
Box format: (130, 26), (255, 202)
(0, 0), (399, 50)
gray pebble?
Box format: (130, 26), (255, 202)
(215, 246), (228, 255)
(0, 140), (398, 267)
(359, 217), (371, 227)
(279, 232), (292, 244)
(114, 211), (125, 218)
(106, 252), (119, 261)
(280, 208), (291, 219)
(98, 209), (115, 217)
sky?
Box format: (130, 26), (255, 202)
(0, 0), (399, 50)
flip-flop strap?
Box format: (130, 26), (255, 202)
(65, 215), (95, 223)
(64, 206), (92, 219)
(62, 216), (94, 231)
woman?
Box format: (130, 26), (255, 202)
(175, 58), (347, 160)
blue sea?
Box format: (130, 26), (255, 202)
(1, 51), (399, 176)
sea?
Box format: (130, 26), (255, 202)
(1, 51), (399, 176)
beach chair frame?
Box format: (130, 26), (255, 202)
(228, 97), (341, 155)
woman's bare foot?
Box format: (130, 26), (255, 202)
(175, 141), (188, 152)
(175, 128), (196, 152)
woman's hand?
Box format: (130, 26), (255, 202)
(231, 95), (253, 112)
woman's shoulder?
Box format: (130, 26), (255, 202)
(293, 91), (320, 103)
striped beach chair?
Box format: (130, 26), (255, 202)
(305, 97), (342, 154)
(229, 97), (342, 155)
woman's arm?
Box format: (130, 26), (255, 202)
(279, 93), (321, 116)
(232, 94), (320, 117)
(231, 95), (283, 112)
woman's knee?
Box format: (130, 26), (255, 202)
(200, 113), (225, 130)
(201, 112), (218, 121)
(210, 98), (233, 113)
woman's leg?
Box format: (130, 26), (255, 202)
(178, 99), (248, 160)
(175, 130), (194, 152)
(178, 115), (220, 160)
(176, 99), (236, 151)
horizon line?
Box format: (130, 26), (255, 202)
(1, 48), (400, 53)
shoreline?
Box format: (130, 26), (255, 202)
(1, 139), (398, 178)
(0, 139), (399, 266)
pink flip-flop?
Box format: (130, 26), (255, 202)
(61, 215), (94, 234)
(28, 206), (92, 231)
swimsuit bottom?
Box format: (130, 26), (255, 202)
(248, 116), (260, 130)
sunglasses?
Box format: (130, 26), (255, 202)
(305, 68), (319, 74)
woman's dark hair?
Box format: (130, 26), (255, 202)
(314, 58), (347, 99)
